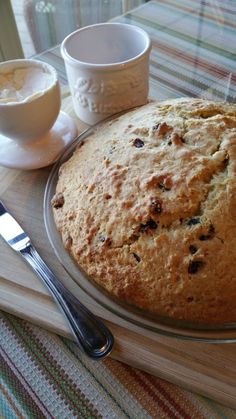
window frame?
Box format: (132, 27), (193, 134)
(0, 0), (24, 61)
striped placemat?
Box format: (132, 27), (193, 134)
(1, 311), (236, 418)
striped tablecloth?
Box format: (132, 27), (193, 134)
(1, 1), (236, 418)
(1, 311), (236, 419)
(38, 0), (236, 102)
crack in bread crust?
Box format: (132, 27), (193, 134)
(52, 98), (236, 324)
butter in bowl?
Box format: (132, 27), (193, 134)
(0, 59), (77, 170)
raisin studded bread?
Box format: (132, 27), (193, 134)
(52, 98), (236, 324)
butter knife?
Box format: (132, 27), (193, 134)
(0, 200), (114, 359)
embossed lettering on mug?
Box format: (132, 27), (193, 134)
(74, 95), (141, 114)
(75, 78), (117, 96)
(73, 72), (145, 115)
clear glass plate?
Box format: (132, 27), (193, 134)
(44, 123), (236, 343)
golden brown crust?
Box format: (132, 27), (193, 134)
(52, 98), (236, 324)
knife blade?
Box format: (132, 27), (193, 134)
(0, 201), (30, 251)
(0, 200), (114, 359)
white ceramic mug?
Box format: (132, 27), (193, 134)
(61, 23), (151, 125)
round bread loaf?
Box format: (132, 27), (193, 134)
(52, 98), (236, 324)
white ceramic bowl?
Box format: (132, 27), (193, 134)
(0, 59), (61, 143)
(61, 23), (151, 125)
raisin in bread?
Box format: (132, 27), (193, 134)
(52, 98), (236, 324)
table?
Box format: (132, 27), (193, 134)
(1, 1), (236, 418)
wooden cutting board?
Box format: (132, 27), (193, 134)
(1, 100), (236, 409)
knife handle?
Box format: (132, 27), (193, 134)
(21, 242), (114, 359)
